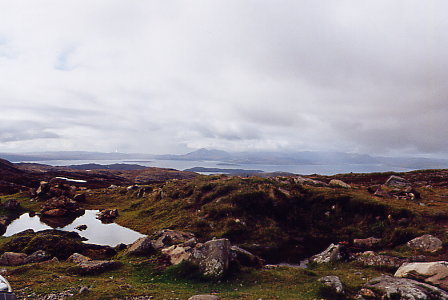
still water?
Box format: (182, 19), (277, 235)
(3, 210), (145, 246)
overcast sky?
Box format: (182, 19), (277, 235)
(0, 1), (447, 155)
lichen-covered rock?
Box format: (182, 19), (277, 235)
(407, 235), (443, 253)
(151, 229), (195, 250)
(191, 239), (231, 279)
(310, 243), (342, 264)
(162, 245), (193, 265)
(354, 251), (408, 269)
(329, 179), (351, 189)
(125, 236), (155, 256)
(363, 275), (448, 299)
(395, 261), (448, 291)
(318, 275), (344, 295)
(353, 237), (382, 249)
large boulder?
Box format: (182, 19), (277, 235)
(125, 236), (155, 256)
(67, 253), (91, 264)
(191, 239), (231, 279)
(151, 229), (196, 250)
(310, 243), (342, 264)
(407, 235), (443, 253)
(0, 252), (27, 266)
(395, 261), (448, 290)
(361, 275), (448, 299)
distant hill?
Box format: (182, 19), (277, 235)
(66, 163), (147, 171)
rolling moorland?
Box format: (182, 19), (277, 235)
(2, 157), (448, 299)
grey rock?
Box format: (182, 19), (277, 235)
(329, 179), (351, 189)
(395, 261), (448, 291)
(310, 243), (342, 264)
(24, 250), (52, 264)
(318, 275), (344, 295)
(407, 235), (443, 253)
(363, 275), (448, 299)
(126, 236), (155, 256)
(385, 175), (411, 188)
(191, 238), (231, 279)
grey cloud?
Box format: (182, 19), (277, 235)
(0, 1), (447, 155)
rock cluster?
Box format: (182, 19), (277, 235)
(96, 209), (119, 222)
(369, 175), (420, 200)
(32, 180), (86, 218)
(126, 230), (262, 279)
(66, 253), (121, 275)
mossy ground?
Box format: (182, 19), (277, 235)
(4, 258), (387, 299)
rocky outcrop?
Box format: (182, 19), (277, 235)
(162, 244), (193, 265)
(407, 235), (443, 253)
(293, 176), (328, 187)
(310, 244), (342, 264)
(96, 209), (119, 222)
(40, 196), (84, 218)
(318, 276), (344, 296)
(395, 261), (448, 290)
(24, 250), (52, 264)
(0, 252), (27, 266)
(151, 229), (196, 250)
(67, 252), (121, 275)
(161, 238), (231, 279)
(125, 236), (155, 256)
(329, 179), (351, 189)
(385, 175), (411, 188)
(361, 275), (448, 299)
(0, 230), (116, 260)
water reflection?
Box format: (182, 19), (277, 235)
(3, 210), (144, 246)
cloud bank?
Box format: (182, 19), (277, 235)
(0, 0), (447, 155)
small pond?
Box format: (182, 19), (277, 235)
(3, 210), (145, 247)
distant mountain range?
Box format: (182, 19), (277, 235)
(2, 149), (448, 170)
